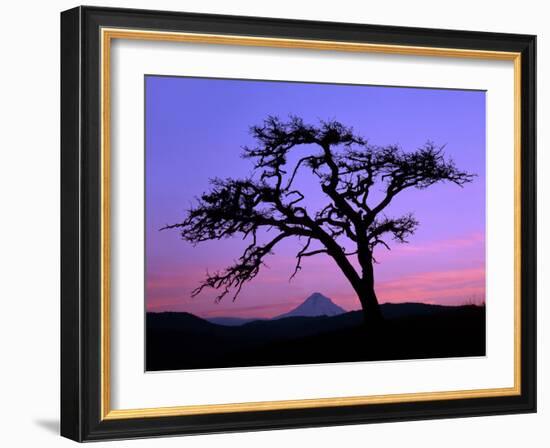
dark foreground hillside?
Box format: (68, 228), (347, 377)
(146, 303), (485, 371)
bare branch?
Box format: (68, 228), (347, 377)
(367, 213), (419, 250)
(369, 142), (475, 219)
(192, 232), (289, 302)
(289, 237), (312, 282)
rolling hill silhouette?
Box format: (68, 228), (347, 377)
(147, 294), (485, 371)
(206, 316), (264, 327)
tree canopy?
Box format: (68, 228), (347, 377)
(163, 116), (474, 317)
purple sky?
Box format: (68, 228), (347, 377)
(145, 76), (486, 317)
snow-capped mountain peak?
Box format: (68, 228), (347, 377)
(275, 292), (346, 319)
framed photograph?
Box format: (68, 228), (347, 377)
(60, 6), (536, 442)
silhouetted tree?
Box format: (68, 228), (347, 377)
(163, 116), (474, 325)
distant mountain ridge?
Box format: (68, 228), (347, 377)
(274, 292), (346, 319)
(204, 292), (346, 326)
(156, 301), (461, 328)
(200, 293), (462, 327)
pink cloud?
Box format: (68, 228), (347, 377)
(146, 232), (486, 315)
(376, 266), (485, 305)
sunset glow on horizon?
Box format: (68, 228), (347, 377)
(145, 76), (486, 318)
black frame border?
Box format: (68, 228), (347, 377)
(61, 6), (536, 442)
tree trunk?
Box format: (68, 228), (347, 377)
(358, 283), (383, 327)
(319, 234), (383, 327)
(357, 252), (384, 327)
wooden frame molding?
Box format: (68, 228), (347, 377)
(100, 27), (522, 421)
